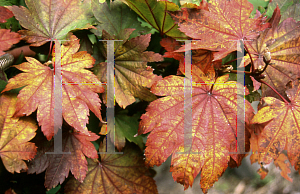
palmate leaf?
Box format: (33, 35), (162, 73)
(2, 35), (104, 140)
(64, 141), (158, 194)
(7, 0), (94, 46)
(139, 65), (253, 193)
(244, 7), (300, 99)
(250, 80), (300, 181)
(27, 128), (99, 189)
(122, 0), (187, 39)
(169, 0), (270, 61)
(94, 29), (163, 108)
(0, 93), (37, 173)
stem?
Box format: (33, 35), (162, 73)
(46, 40), (53, 61)
(230, 70), (252, 76)
(243, 42), (255, 73)
(258, 79), (289, 103)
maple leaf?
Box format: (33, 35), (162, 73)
(2, 35), (104, 140)
(160, 37), (222, 74)
(251, 80), (300, 181)
(7, 0), (94, 46)
(0, 93), (37, 173)
(0, 6), (13, 23)
(91, 0), (151, 39)
(139, 65), (253, 193)
(64, 141), (158, 194)
(169, 0), (270, 61)
(244, 7), (300, 99)
(94, 29), (163, 108)
(27, 126), (99, 189)
(122, 0), (187, 39)
(0, 29), (21, 56)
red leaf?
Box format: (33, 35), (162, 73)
(0, 6), (14, 23)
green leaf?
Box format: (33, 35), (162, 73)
(112, 110), (144, 151)
(92, 0), (152, 39)
(266, 0), (294, 19)
(46, 185), (61, 194)
(122, 0), (187, 39)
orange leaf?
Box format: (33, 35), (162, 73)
(2, 35), (104, 140)
(251, 80), (300, 181)
(0, 93), (37, 173)
(139, 65), (253, 193)
(64, 142), (158, 194)
(274, 153), (293, 182)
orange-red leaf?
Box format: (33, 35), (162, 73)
(251, 80), (300, 181)
(28, 129), (99, 189)
(0, 93), (37, 173)
(169, 0), (270, 60)
(2, 35), (104, 140)
(139, 65), (253, 193)
(0, 29), (21, 56)
(64, 142), (158, 194)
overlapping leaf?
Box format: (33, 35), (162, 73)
(2, 35), (104, 140)
(244, 7), (300, 99)
(94, 29), (163, 108)
(169, 0), (270, 60)
(0, 93), (37, 173)
(251, 80), (300, 181)
(0, 6), (13, 23)
(160, 37), (222, 74)
(0, 29), (21, 56)
(7, 0), (94, 46)
(122, 0), (187, 39)
(139, 65), (253, 193)
(92, 0), (151, 39)
(113, 110), (144, 151)
(27, 128), (99, 189)
(64, 142), (158, 194)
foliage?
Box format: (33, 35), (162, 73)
(0, 0), (300, 193)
